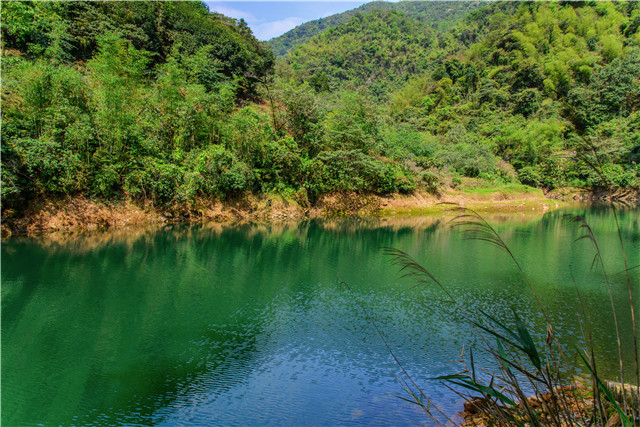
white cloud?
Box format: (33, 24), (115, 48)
(253, 17), (305, 40)
(208, 4), (256, 21)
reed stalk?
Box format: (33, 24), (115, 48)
(364, 202), (638, 426)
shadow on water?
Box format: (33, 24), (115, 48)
(2, 208), (638, 425)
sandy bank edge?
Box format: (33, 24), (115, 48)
(2, 187), (635, 237)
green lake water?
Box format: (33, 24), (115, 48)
(2, 206), (638, 426)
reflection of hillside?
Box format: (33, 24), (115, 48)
(11, 210), (611, 254)
(1, 230), (270, 425)
(12, 225), (164, 254)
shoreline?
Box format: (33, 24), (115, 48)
(1, 186), (636, 238)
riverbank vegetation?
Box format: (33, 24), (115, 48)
(2, 1), (639, 233)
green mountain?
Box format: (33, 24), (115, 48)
(278, 2), (523, 98)
(268, 1), (485, 57)
(284, 9), (439, 98)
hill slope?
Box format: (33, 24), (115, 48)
(268, 1), (484, 57)
(284, 10), (438, 98)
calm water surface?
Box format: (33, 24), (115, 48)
(2, 206), (638, 426)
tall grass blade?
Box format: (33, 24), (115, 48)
(431, 374), (517, 408)
(565, 214), (629, 412)
(512, 310), (542, 371)
(579, 351), (632, 426)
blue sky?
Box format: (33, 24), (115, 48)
(205, 1), (372, 41)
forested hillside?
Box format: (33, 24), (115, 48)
(2, 1), (278, 213)
(268, 1), (484, 57)
(383, 1), (640, 190)
(1, 1), (639, 228)
(280, 0), (640, 193)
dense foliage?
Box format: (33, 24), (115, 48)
(384, 1), (640, 190)
(2, 1), (639, 218)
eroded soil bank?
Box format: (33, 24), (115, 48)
(2, 186), (636, 237)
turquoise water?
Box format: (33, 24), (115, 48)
(2, 206), (638, 426)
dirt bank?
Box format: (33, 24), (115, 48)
(378, 187), (568, 216)
(1, 186), (624, 237)
(2, 195), (304, 237)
